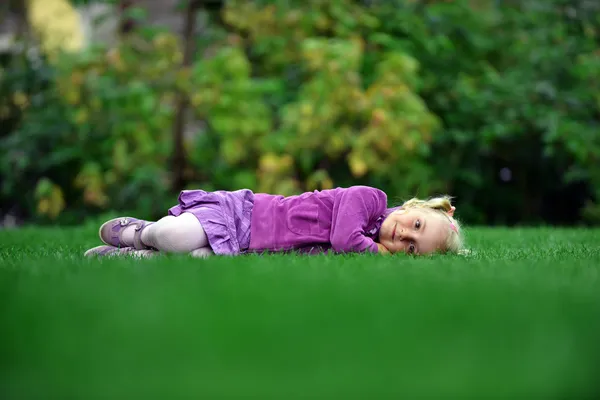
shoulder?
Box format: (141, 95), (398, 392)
(340, 185), (387, 199)
(336, 186), (388, 211)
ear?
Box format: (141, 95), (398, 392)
(447, 206), (455, 217)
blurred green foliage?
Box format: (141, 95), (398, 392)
(1, 0), (599, 225)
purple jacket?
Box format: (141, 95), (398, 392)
(248, 186), (388, 253)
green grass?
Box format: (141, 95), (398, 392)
(1, 225), (600, 399)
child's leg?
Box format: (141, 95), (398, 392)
(100, 212), (211, 254)
(139, 212), (209, 253)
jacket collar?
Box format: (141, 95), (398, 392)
(365, 207), (401, 239)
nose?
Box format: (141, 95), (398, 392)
(395, 226), (405, 240)
(399, 229), (415, 241)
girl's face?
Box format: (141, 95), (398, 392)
(379, 208), (449, 255)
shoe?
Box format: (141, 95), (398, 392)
(84, 245), (136, 257)
(99, 217), (153, 249)
(84, 245), (157, 258)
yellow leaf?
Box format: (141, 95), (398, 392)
(36, 181), (65, 218)
(298, 119), (311, 136)
(26, 0), (84, 57)
(37, 198), (50, 215)
(65, 89), (80, 106)
(12, 91), (28, 108)
(222, 139), (246, 164)
(74, 109), (88, 125)
(285, 10), (301, 24)
(371, 108), (387, 125)
(300, 103), (313, 117)
(280, 155), (294, 170)
(315, 13), (329, 30)
(348, 154), (368, 177)
(328, 135), (346, 155)
(113, 140), (129, 171)
(403, 136), (415, 151)
(49, 185), (66, 219)
(322, 178), (334, 190)
(307, 169), (334, 191)
(327, 61), (340, 73)
(191, 93), (204, 108)
(274, 178), (300, 197)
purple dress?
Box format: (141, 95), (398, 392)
(168, 189), (254, 255)
(168, 186), (399, 255)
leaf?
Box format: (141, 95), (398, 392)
(348, 153), (368, 178)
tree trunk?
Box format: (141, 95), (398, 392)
(171, 0), (200, 192)
(119, 0), (135, 34)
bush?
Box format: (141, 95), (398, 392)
(369, 0), (600, 224)
(1, 0), (599, 225)
(1, 29), (181, 223)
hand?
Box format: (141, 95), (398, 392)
(377, 243), (390, 254)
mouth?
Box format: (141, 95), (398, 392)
(392, 223), (397, 241)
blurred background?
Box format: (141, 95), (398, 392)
(1, 0), (599, 228)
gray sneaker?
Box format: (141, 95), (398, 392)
(84, 245), (157, 258)
(84, 245), (135, 257)
(99, 217), (153, 249)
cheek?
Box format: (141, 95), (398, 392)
(387, 240), (405, 254)
(381, 219), (395, 239)
(427, 231), (449, 253)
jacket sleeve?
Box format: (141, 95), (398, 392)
(330, 186), (387, 253)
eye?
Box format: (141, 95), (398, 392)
(408, 243), (416, 254)
(414, 219), (421, 229)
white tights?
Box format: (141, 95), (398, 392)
(121, 212), (213, 257)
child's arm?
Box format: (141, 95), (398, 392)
(330, 186), (388, 254)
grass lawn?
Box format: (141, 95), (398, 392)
(1, 225), (600, 399)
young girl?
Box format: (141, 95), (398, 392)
(84, 185), (463, 258)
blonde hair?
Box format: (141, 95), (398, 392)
(401, 195), (465, 254)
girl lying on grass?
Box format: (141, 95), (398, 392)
(84, 185), (464, 258)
